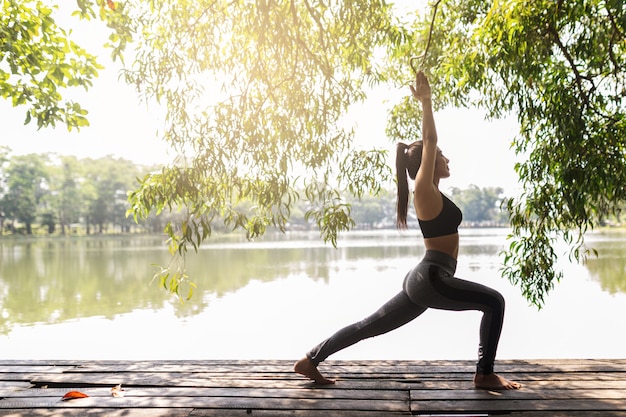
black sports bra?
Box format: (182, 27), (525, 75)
(418, 193), (462, 238)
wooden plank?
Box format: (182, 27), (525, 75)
(410, 388), (626, 400)
(0, 361), (82, 367)
(5, 408), (621, 417)
(0, 382), (33, 391)
(0, 409), (409, 417)
(0, 409), (194, 417)
(321, 363), (626, 374)
(0, 396), (410, 412)
(28, 372), (426, 389)
(413, 379), (626, 389)
(26, 373), (411, 390)
(0, 366), (75, 374)
(2, 386), (407, 401)
(26, 370), (626, 390)
(190, 410), (411, 416)
(500, 372), (626, 384)
(410, 399), (626, 413)
(507, 412), (626, 417)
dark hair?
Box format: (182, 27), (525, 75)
(395, 141), (423, 229)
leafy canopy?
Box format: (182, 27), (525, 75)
(121, 1), (399, 294)
(0, 0), (129, 129)
(2, 0), (95, 129)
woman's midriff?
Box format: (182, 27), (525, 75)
(423, 233), (459, 259)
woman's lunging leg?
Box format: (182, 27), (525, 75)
(295, 290), (427, 383)
(404, 262), (520, 389)
(429, 274), (504, 374)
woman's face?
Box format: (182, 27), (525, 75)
(434, 148), (451, 179)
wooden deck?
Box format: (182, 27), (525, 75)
(1, 359), (626, 416)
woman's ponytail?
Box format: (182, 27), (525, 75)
(396, 142), (410, 229)
(395, 141), (423, 229)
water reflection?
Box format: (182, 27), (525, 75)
(1, 229), (624, 335)
(585, 231), (626, 294)
(0, 236), (172, 334)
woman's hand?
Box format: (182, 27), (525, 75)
(410, 71), (432, 102)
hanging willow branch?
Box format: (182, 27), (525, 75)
(410, 0), (443, 73)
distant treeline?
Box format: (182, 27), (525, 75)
(0, 150), (510, 236)
(343, 185), (510, 230)
(0, 151), (162, 235)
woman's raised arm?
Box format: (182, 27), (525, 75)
(410, 71), (440, 210)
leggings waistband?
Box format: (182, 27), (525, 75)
(421, 250), (457, 275)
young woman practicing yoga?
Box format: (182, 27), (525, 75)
(294, 71), (521, 390)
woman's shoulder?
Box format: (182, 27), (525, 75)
(413, 184), (443, 221)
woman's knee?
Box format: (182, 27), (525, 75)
(494, 288), (505, 309)
(488, 288), (505, 317)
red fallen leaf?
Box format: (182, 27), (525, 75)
(106, 0), (116, 10)
(62, 391), (89, 400)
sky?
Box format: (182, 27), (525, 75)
(0, 1), (523, 195)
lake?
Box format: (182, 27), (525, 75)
(1, 228), (625, 361)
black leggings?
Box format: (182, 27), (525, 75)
(306, 250), (505, 374)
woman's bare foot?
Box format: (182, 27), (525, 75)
(294, 357), (335, 385)
(474, 373), (521, 390)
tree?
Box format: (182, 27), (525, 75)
(411, 0), (626, 306)
(47, 155), (83, 235)
(1, 153), (48, 234)
(450, 185), (505, 225)
(123, 1), (398, 295)
(82, 155), (140, 234)
(0, 0), (131, 130)
(121, 1), (625, 305)
(3, 1), (624, 307)
(0, 146), (10, 234)
(2, 0), (95, 129)
(348, 190), (396, 228)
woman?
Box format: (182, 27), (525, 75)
(294, 71), (521, 390)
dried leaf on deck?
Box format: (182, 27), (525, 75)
(62, 391), (89, 400)
(111, 384), (126, 397)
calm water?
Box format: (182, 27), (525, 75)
(1, 229), (625, 360)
